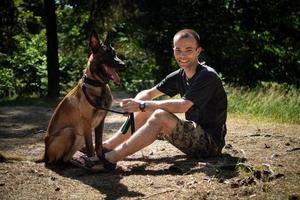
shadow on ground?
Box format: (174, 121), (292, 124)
(44, 153), (243, 199)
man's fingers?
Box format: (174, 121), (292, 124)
(120, 98), (140, 113)
(120, 98), (131, 108)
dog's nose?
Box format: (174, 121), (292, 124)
(115, 57), (125, 68)
(119, 61), (125, 68)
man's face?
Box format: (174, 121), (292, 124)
(173, 36), (201, 69)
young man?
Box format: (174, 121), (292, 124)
(74, 29), (227, 172)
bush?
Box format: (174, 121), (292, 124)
(110, 28), (159, 94)
(9, 29), (47, 96)
(0, 68), (18, 98)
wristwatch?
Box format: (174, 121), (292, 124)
(139, 101), (146, 112)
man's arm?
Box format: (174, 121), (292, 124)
(122, 87), (194, 113)
(143, 98), (193, 113)
(134, 86), (164, 100)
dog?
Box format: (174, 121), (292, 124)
(42, 30), (125, 164)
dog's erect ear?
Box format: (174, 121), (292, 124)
(89, 30), (101, 53)
(104, 32), (111, 47)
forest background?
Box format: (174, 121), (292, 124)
(0, 0), (299, 123)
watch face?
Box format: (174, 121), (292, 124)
(139, 102), (145, 111)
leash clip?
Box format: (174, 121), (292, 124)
(120, 113), (135, 134)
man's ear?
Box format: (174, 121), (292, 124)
(89, 30), (101, 53)
(197, 47), (203, 55)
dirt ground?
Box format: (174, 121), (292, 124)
(0, 91), (299, 200)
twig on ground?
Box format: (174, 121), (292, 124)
(138, 189), (176, 199)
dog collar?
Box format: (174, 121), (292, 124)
(82, 74), (107, 87)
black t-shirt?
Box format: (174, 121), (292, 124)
(156, 63), (227, 142)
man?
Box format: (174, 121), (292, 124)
(74, 29), (227, 172)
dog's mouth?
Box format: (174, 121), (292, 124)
(102, 64), (120, 85)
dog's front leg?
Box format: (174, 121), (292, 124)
(84, 125), (94, 157)
(94, 120), (104, 156)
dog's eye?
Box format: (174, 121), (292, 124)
(102, 46), (111, 53)
(101, 45), (117, 58)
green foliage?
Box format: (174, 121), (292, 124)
(110, 24), (158, 94)
(0, 0), (45, 97)
(0, 0), (299, 99)
(8, 29), (47, 96)
(0, 68), (18, 97)
(132, 0), (300, 86)
(58, 48), (87, 93)
(53, 3), (89, 94)
(227, 82), (300, 124)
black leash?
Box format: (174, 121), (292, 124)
(81, 74), (135, 134)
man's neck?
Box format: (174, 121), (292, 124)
(184, 62), (199, 79)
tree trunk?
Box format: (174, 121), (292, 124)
(44, 0), (59, 98)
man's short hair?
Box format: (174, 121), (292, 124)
(173, 29), (201, 47)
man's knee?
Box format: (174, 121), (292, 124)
(149, 109), (168, 122)
(147, 109), (177, 131)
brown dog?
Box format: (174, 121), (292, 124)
(43, 30), (125, 164)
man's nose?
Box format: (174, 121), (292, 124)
(179, 51), (189, 57)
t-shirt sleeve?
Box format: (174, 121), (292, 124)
(183, 71), (218, 110)
(155, 70), (180, 97)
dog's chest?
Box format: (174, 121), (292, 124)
(91, 87), (113, 127)
(91, 110), (106, 128)
(98, 86), (112, 108)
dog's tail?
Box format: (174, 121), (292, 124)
(0, 152), (7, 162)
(0, 152), (24, 162)
(1, 133), (48, 163)
(0, 152), (47, 163)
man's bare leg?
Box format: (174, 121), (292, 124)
(105, 109), (179, 163)
(102, 111), (152, 151)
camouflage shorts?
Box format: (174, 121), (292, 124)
(163, 119), (225, 158)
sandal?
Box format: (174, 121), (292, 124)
(70, 151), (116, 173)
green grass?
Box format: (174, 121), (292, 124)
(226, 82), (300, 124)
(0, 82), (299, 124)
